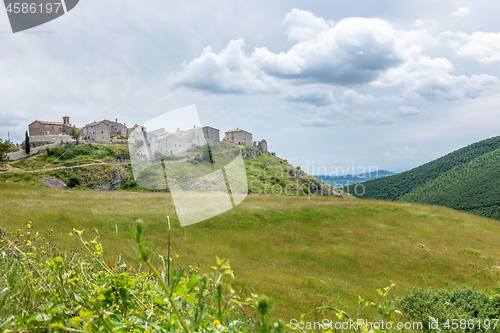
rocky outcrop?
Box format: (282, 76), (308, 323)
(44, 178), (68, 190)
(93, 169), (130, 191)
(241, 145), (263, 159)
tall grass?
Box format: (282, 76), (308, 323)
(1, 183), (500, 321)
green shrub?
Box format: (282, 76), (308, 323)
(48, 144), (96, 159)
(66, 175), (81, 188)
(270, 176), (286, 188)
(400, 287), (500, 332)
(121, 180), (137, 190)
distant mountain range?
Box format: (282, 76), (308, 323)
(315, 170), (395, 188)
(345, 135), (500, 220)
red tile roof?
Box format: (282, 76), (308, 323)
(30, 120), (67, 126)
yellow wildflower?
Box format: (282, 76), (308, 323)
(214, 320), (221, 326)
(20, 234), (24, 237)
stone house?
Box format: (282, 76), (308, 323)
(102, 119), (128, 136)
(176, 126), (220, 149)
(201, 126), (220, 147)
(82, 121), (111, 144)
(82, 119), (128, 144)
(28, 116), (72, 136)
(158, 133), (187, 157)
(129, 126), (188, 159)
(224, 128), (252, 146)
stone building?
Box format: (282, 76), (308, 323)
(82, 119), (128, 144)
(82, 121), (111, 144)
(158, 133), (187, 157)
(175, 126), (220, 149)
(224, 128), (252, 146)
(201, 126), (220, 147)
(102, 119), (128, 136)
(253, 139), (268, 153)
(129, 126), (188, 159)
(28, 116), (72, 136)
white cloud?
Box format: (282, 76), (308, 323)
(451, 7), (470, 18)
(253, 15), (403, 85)
(383, 146), (428, 161)
(169, 39), (277, 94)
(398, 106), (420, 117)
(375, 43), (498, 100)
(283, 8), (333, 43)
(170, 9), (498, 107)
(286, 90), (335, 106)
(299, 108), (340, 127)
(341, 90), (375, 106)
(443, 31), (500, 64)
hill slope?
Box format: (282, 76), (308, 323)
(1, 182), (500, 320)
(0, 143), (341, 197)
(346, 136), (500, 219)
(400, 148), (500, 219)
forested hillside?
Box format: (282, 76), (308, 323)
(345, 136), (500, 220)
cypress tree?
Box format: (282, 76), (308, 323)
(25, 131), (30, 155)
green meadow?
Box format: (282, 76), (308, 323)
(1, 182), (500, 321)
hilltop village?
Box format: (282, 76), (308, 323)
(27, 116), (268, 157)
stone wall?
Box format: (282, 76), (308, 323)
(203, 126), (220, 147)
(7, 142), (62, 161)
(30, 135), (74, 143)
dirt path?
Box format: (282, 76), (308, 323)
(0, 161), (130, 173)
(0, 157), (190, 174)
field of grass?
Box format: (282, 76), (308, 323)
(1, 182), (500, 321)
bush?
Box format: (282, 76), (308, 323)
(121, 180), (137, 190)
(400, 287), (500, 332)
(270, 176), (286, 188)
(66, 175), (81, 188)
(0, 222), (284, 332)
(48, 144), (96, 159)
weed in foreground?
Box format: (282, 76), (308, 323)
(0, 221), (283, 332)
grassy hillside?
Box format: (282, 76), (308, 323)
(1, 182), (500, 321)
(346, 136), (500, 219)
(1, 143), (340, 196)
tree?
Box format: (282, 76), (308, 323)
(202, 143), (214, 163)
(25, 131), (30, 155)
(0, 139), (13, 166)
(69, 126), (81, 144)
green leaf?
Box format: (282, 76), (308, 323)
(187, 275), (199, 289)
(152, 298), (168, 305)
(174, 283), (188, 296)
(69, 316), (81, 328)
(49, 322), (65, 329)
(186, 292), (196, 304)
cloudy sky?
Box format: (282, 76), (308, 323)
(1, 0), (500, 174)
